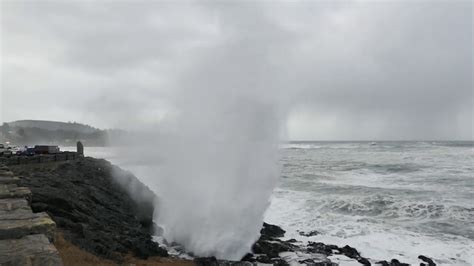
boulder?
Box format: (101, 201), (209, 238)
(298, 230), (321, 237)
(260, 222), (286, 239)
(418, 255), (436, 266)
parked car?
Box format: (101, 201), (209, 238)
(17, 147), (36, 156)
(34, 145), (60, 154)
(24, 148), (36, 156)
(0, 144), (13, 157)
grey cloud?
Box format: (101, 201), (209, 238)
(1, 0), (472, 139)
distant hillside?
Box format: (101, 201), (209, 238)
(0, 120), (127, 147)
(8, 120), (98, 134)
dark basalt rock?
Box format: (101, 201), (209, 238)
(246, 222), (296, 263)
(261, 222), (286, 239)
(299, 259), (337, 266)
(337, 245), (371, 265)
(10, 158), (168, 261)
(195, 256), (219, 266)
(299, 230), (321, 237)
(376, 259), (410, 266)
(307, 242), (338, 256)
(252, 239), (294, 258)
(418, 255), (436, 266)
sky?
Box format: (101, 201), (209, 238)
(1, 0), (472, 140)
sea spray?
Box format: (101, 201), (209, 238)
(153, 101), (281, 259)
(109, 4), (292, 259)
(144, 10), (289, 260)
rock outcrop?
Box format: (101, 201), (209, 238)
(9, 157), (168, 262)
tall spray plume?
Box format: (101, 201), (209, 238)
(125, 5), (291, 260)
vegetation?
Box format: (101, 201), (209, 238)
(0, 120), (126, 147)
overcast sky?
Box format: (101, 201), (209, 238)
(1, 1), (472, 140)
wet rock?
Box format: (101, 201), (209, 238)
(261, 222), (286, 239)
(307, 242), (338, 256)
(299, 259), (337, 266)
(336, 245), (371, 265)
(252, 239), (295, 258)
(418, 255), (436, 266)
(376, 259), (409, 266)
(299, 230), (321, 237)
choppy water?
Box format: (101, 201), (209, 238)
(66, 141), (474, 265)
(265, 141), (474, 265)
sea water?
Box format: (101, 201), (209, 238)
(267, 141), (474, 265)
(67, 141), (474, 265)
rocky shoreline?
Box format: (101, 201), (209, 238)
(9, 157), (438, 265)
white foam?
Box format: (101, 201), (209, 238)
(265, 188), (474, 266)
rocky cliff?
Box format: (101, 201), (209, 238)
(9, 157), (167, 262)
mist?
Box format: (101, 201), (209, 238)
(123, 4), (291, 259)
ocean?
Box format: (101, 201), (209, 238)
(267, 141), (473, 265)
(66, 141), (474, 265)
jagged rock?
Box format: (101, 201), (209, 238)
(0, 209), (56, 241)
(252, 239), (295, 258)
(336, 245), (371, 265)
(299, 230), (321, 237)
(299, 259), (337, 266)
(260, 222), (286, 239)
(0, 234), (62, 266)
(307, 242), (338, 256)
(418, 255), (436, 266)
(376, 259), (410, 266)
(244, 223), (300, 264)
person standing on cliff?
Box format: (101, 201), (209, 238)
(77, 141), (84, 157)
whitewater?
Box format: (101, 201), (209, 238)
(65, 141), (474, 265)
